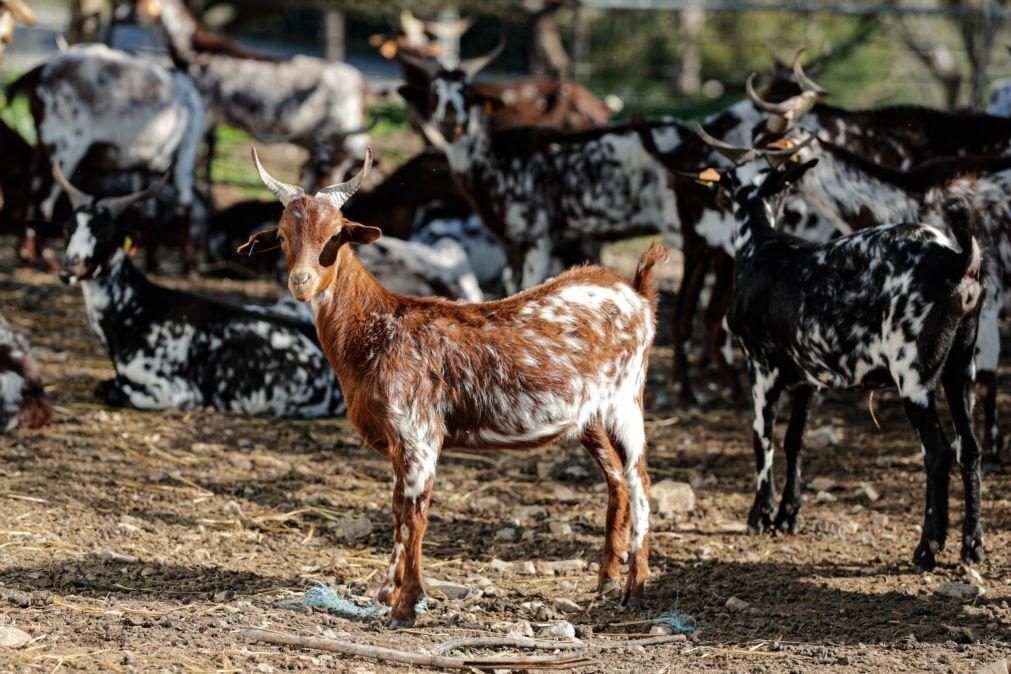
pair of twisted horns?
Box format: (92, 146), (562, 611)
(693, 122), (814, 166)
(746, 49), (827, 132)
(400, 9), (474, 41)
(398, 37), (505, 79)
(52, 163), (167, 217)
(252, 146), (373, 208)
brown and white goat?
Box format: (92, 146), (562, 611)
(240, 148), (664, 627)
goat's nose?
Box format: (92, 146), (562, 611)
(290, 270), (312, 286)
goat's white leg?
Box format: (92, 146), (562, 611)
(748, 366), (781, 534)
(902, 392), (953, 571)
(387, 440), (440, 628)
(975, 298), (1002, 455)
(606, 398), (650, 607)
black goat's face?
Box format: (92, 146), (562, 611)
(430, 71), (471, 142)
(60, 208), (122, 284)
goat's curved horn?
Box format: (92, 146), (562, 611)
(400, 9), (425, 38)
(693, 122), (759, 165)
(792, 48), (827, 95)
(51, 163), (93, 211)
(251, 147), (305, 206)
(316, 146), (373, 209)
(6, 0), (38, 25)
(425, 16), (475, 39)
(459, 37), (505, 79)
(746, 73), (796, 114)
(397, 51), (441, 78)
(96, 174), (168, 219)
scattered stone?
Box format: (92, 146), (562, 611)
(335, 516), (372, 542)
(212, 589), (235, 603)
(564, 463), (591, 480)
(551, 485), (581, 503)
(936, 581), (985, 600)
(857, 483), (881, 502)
(816, 490), (837, 503)
(100, 549), (138, 564)
(650, 480), (696, 516)
(975, 656), (1010, 674)
(470, 496), (502, 512)
(548, 521), (573, 537)
(807, 477), (837, 492)
(649, 623), (674, 636)
(506, 622), (535, 638)
(222, 500), (245, 518)
(513, 506), (547, 523)
(514, 561), (537, 575)
(537, 559), (587, 575)
(538, 620), (576, 640)
(494, 527), (518, 542)
(0, 626), (31, 648)
(536, 461), (556, 479)
(943, 624), (983, 644)
(424, 578), (470, 600)
(553, 598), (581, 614)
(963, 566), (985, 586)
(725, 596), (750, 612)
(807, 426), (841, 448)
(874, 455), (902, 467)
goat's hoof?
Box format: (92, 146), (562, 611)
(388, 617), (416, 629)
(912, 544), (937, 572)
(773, 509), (800, 535)
(961, 535), (984, 565)
(621, 595), (642, 609)
(746, 513), (774, 535)
(597, 579), (621, 598)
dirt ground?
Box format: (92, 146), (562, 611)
(1, 213), (1011, 672)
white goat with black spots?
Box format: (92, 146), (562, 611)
(704, 152), (985, 571)
(0, 314), (52, 432)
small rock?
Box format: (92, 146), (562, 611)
(538, 620), (576, 640)
(725, 596), (750, 612)
(536, 461), (556, 479)
(807, 426), (840, 448)
(548, 521), (573, 537)
(963, 566), (985, 586)
(470, 496), (502, 512)
(808, 477), (837, 492)
(974, 656), (1010, 674)
(212, 589), (235, 603)
(513, 505), (547, 523)
(513, 561), (537, 575)
(100, 549), (138, 564)
(649, 623), (674, 635)
(424, 578), (470, 600)
(0, 626), (31, 648)
(551, 485), (581, 503)
(815, 490), (837, 503)
(874, 455), (901, 467)
(222, 500), (245, 518)
(936, 581), (985, 600)
(537, 559), (587, 575)
(255, 663), (274, 674)
(650, 480), (696, 516)
(335, 516), (373, 542)
(506, 622), (536, 638)
(494, 527), (518, 542)
(117, 521), (143, 536)
(857, 482), (881, 502)
(490, 559), (512, 574)
(552, 598), (581, 614)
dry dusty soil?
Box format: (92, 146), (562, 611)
(1, 233), (1010, 673)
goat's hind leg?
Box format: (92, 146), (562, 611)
(606, 401), (651, 607)
(774, 385), (815, 534)
(902, 392), (953, 571)
(748, 367), (782, 534)
(942, 318), (985, 565)
(581, 419), (630, 597)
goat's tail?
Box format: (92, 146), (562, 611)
(632, 241), (668, 309)
(943, 197), (980, 280)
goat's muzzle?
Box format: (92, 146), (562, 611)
(59, 257), (86, 285)
(288, 268), (317, 301)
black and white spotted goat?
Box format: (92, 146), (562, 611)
(9, 44), (203, 228)
(704, 146), (985, 570)
(0, 314), (52, 433)
(53, 167), (345, 417)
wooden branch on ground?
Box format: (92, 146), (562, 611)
(241, 628), (596, 670)
(434, 636), (588, 656)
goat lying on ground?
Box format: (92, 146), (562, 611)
(53, 167), (345, 418)
(0, 314), (52, 433)
(702, 149), (985, 570)
(241, 147), (664, 627)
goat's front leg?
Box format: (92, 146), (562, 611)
(581, 421), (630, 597)
(774, 386), (815, 534)
(902, 393), (953, 571)
(975, 302), (1003, 455)
(387, 446), (439, 628)
(748, 367), (782, 534)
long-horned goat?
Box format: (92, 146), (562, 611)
(241, 148), (664, 627)
(53, 167), (345, 418)
(702, 147), (985, 571)
(0, 314), (52, 433)
(8, 44), (203, 267)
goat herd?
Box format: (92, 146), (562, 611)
(1, 1), (1009, 629)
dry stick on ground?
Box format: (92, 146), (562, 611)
(241, 629), (595, 670)
(434, 636), (589, 655)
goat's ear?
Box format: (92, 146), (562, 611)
(237, 226), (280, 256)
(398, 84), (430, 113)
(778, 158), (819, 188)
(319, 221), (382, 267)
